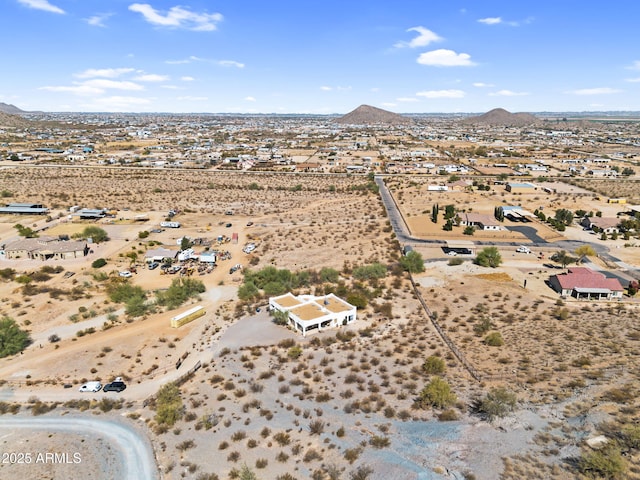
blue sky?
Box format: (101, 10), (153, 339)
(2, 0), (640, 113)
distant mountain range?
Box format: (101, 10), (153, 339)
(0, 102), (26, 115)
(335, 104), (413, 125)
(461, 108), (539, 126)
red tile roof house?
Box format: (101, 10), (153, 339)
(549, 267), (624, 300)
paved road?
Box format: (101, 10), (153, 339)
(0, 416), (158, 480)
(375, 175), (640, 280)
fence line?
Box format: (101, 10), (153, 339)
(409, 274), (483, 382)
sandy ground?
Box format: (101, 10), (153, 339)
(0, 168), (639, 479)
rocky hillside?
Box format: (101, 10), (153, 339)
(0, 111), (30, 128)
(336, 104), (412, 125)
(0, 102), (25, 115)
(462, 108), (538, 126)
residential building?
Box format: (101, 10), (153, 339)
(549, 267), (624, 300)
(269, 292), (356, 336)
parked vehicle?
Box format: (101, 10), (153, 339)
(103, 381), (127, 393)
(119, 271), (132, 278)
(516, 246), (532, 254)
(79, 381), (102, 392)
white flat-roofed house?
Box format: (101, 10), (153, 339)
(269, 293), (356, 336)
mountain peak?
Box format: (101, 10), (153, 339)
(336, 104), (412, 125)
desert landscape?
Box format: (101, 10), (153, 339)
(0, 160), (637, 480)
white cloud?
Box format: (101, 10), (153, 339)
(218, 60), (245, 68)
(370, 87), (380, 92)
(86, 13), (112, 27)
(244, 96), (256, 102)
(18, 0), (64, 14)
(177, 96), (208, 101)
(82, 79), (144, 91)
(160, 85), (181, 90)
(83, 96), (153, 110)
(489, 89), (529, 96)
(416, 89), (466, 98)
(39, 85), (103, 96)
(396, 97), (419, 102)
(626, 60), (640, 70)
(165, 56), (205, 65)
(417, 49), (476, 67)
(181, 76), (195, 82)
(320, 86), (332, 91)
(567, 87), (622, 95)
(626, 77), (640, 83)
(394, 26), (442, 48)
(381, 103), (397, 108)
(75, 68), (135, 79)
(134, 74), (169, 82)
(473, 82), (494, 87)
(478, 17), (502, 25)
(128, 3), (223, 31)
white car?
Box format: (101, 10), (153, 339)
(119, 271), (132, 278)
(446, 251), (457, 256)
(79, 381), (102, 392)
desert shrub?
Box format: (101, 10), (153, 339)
(474, 387), (517, 421)
(422, 355), (446, 375)
(273, 432), (291, 446)
(475, 247), (502, 268)
(91, 258), (107, 268)
(438, 409), (459, 421)
(349, 464), (374, 480)
(578, 444), (627, 479)
(400, 251), (425, 273)
(484, 332), (504, 347)
(352, 263), (386, 281)
(344, 447), (361, 464)
(156, 278), (205, 309)
(416, 377), (456, 409)
(154, 382), (183, 426)
(369, 435), (390, 448)
(309, 419), (325, 435)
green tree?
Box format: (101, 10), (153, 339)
(180, 236), (192, 250)
(463, 226), (475, 236)
(238, 281), (259, 301)
(554, 209), (574, 226)
(319, 267), (340, 283)
(476, 387), (517, 421)
(271, 309), (289, 326)
(574, 245), (596, 263)
(431, 204), (439, 223)
(0, 316), (31, 358)
(444, 205), (456, 220)
(14, 224), (38, 238)
(475, 247), (502, 268)
(399, 250), (425, 273)
(75, 226), (109, 243)
(550, 250), (575, 268)
(416, 377), (456, 409)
